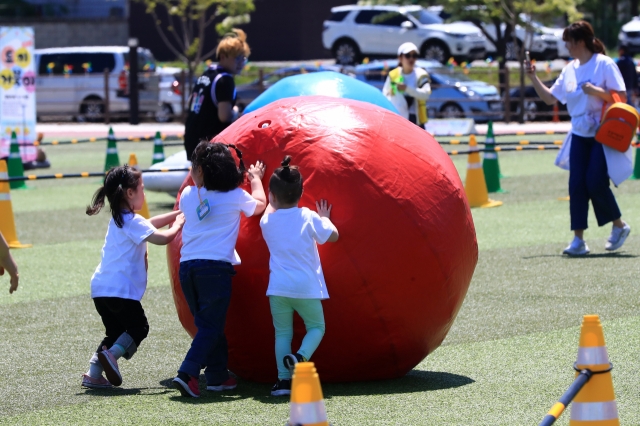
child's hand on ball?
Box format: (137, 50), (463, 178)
(316, 199), (333, 219)
(248, 161), (266, 181)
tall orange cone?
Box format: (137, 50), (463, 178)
(570, 315), (618, 425)
(464, 135), (503, 208)
(552, 102), (560, 123)
(0, 160), (31, 248)
(287, 362), (329, 426)
(128, 153), (150, 219)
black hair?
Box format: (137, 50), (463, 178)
(191, 140), (246, 191)
(86, 165), (142, 228)
(269, 155), (303, 205)
(563, 21), (606, 55)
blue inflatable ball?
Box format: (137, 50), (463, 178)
(243, 71), (399, 115)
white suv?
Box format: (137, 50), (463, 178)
(323, 5), (486, 65)
(619, 17), (640, 55)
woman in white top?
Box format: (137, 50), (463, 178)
(383, 42), (432, 126)
(525, 21), (631, 256)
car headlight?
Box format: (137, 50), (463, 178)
(619, 32), (627, 40)
(448, 33), (467, 39)
(458, 86), (481, 99)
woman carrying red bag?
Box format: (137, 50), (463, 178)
(525, 21), (632, 256)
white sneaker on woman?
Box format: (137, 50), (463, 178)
(563, 236), (590, 256)
(605, 223), (631, 251)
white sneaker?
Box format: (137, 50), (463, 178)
(605, 223), (631, 251)
(563, 236), (590, 256)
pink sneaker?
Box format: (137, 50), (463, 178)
(98, 347), (122, 387)
(81, 374), (112, 389)
(207, 377), (237, 391)
(173, 375), (200, 397)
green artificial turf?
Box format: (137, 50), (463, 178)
(1, 138), (639, 424)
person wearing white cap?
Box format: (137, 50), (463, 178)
(383, 42), (432, 126)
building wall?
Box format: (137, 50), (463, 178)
(2, 20), (128, 49)
(130, 0), (356, 62)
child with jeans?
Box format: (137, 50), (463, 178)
(173, 140), (266, 398)
(260, 156), (339, 396)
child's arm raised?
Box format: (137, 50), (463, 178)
(316, 200), (339, 243)
(0, 232), (18, 294)
(145, 213), (185, 246)
(247, 161), (267, 216)
(148, 210), (182, 229)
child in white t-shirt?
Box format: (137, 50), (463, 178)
(172, 140), (267, 398)
(83, 165), (185, 389)
(260, 156), (339, 396)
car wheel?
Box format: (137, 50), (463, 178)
(333, 39), (360, 65)
(155, 103), (173, 123)
(422, 40), (450, 64)
(515, 100), (539, 122)
(78, 97), (104, 123)
(440, 102), (464, 118)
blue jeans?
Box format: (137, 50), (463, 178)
(569, 135), (621, 230)
(178, 259), (235, 384)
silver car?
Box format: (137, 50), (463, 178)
(35, 46), (160, 121)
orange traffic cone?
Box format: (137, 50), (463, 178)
(464, 135), (502, 208)
(128, 153), (150, 219)
(552, 102), (560, 123)
(0, 160), (31, 248)
(287, 362), (329, 426)
(570, 315), (618, 425)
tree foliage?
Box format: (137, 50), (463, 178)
(136, 0), (254, 68)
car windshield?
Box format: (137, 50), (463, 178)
(408, 10), (443, 25)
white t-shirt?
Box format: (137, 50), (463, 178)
(91, 213), (156, 301)
(550, 54), (626, 137)
(179, 186), (258, 264)
(260, 207), (334, 299)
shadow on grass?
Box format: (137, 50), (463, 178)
(322, 370), (474, 399)
(78, 386), (174, 397)
(522, 252), (638, 260)
(159, 370), (474, 405)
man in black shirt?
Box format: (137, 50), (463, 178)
(617, 45), (638, 107)
(184, 30), (250, 160)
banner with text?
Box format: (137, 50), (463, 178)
(0, 27), (36, 162)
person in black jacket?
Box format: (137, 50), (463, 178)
(617, 45), (638, 107)
(184, 29), (250, 160)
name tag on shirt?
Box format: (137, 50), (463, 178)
(196, 199), (210, 221)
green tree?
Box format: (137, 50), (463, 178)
(137, 0), (254, 90)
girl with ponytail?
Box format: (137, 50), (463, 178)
(82, 165), (185, 389)
(525, 20), (632, 256)
(172, 140), (267, 398)
(260, 155), (339, 396)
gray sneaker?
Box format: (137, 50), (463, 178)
(605, 223), (631, 251)
(563, 236), (590, 256)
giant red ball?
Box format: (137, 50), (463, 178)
(167, 96), (477, 383)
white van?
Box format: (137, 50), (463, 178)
(34, 46), (160, 121)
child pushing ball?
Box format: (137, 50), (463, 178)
(82, 165), (185, 389)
